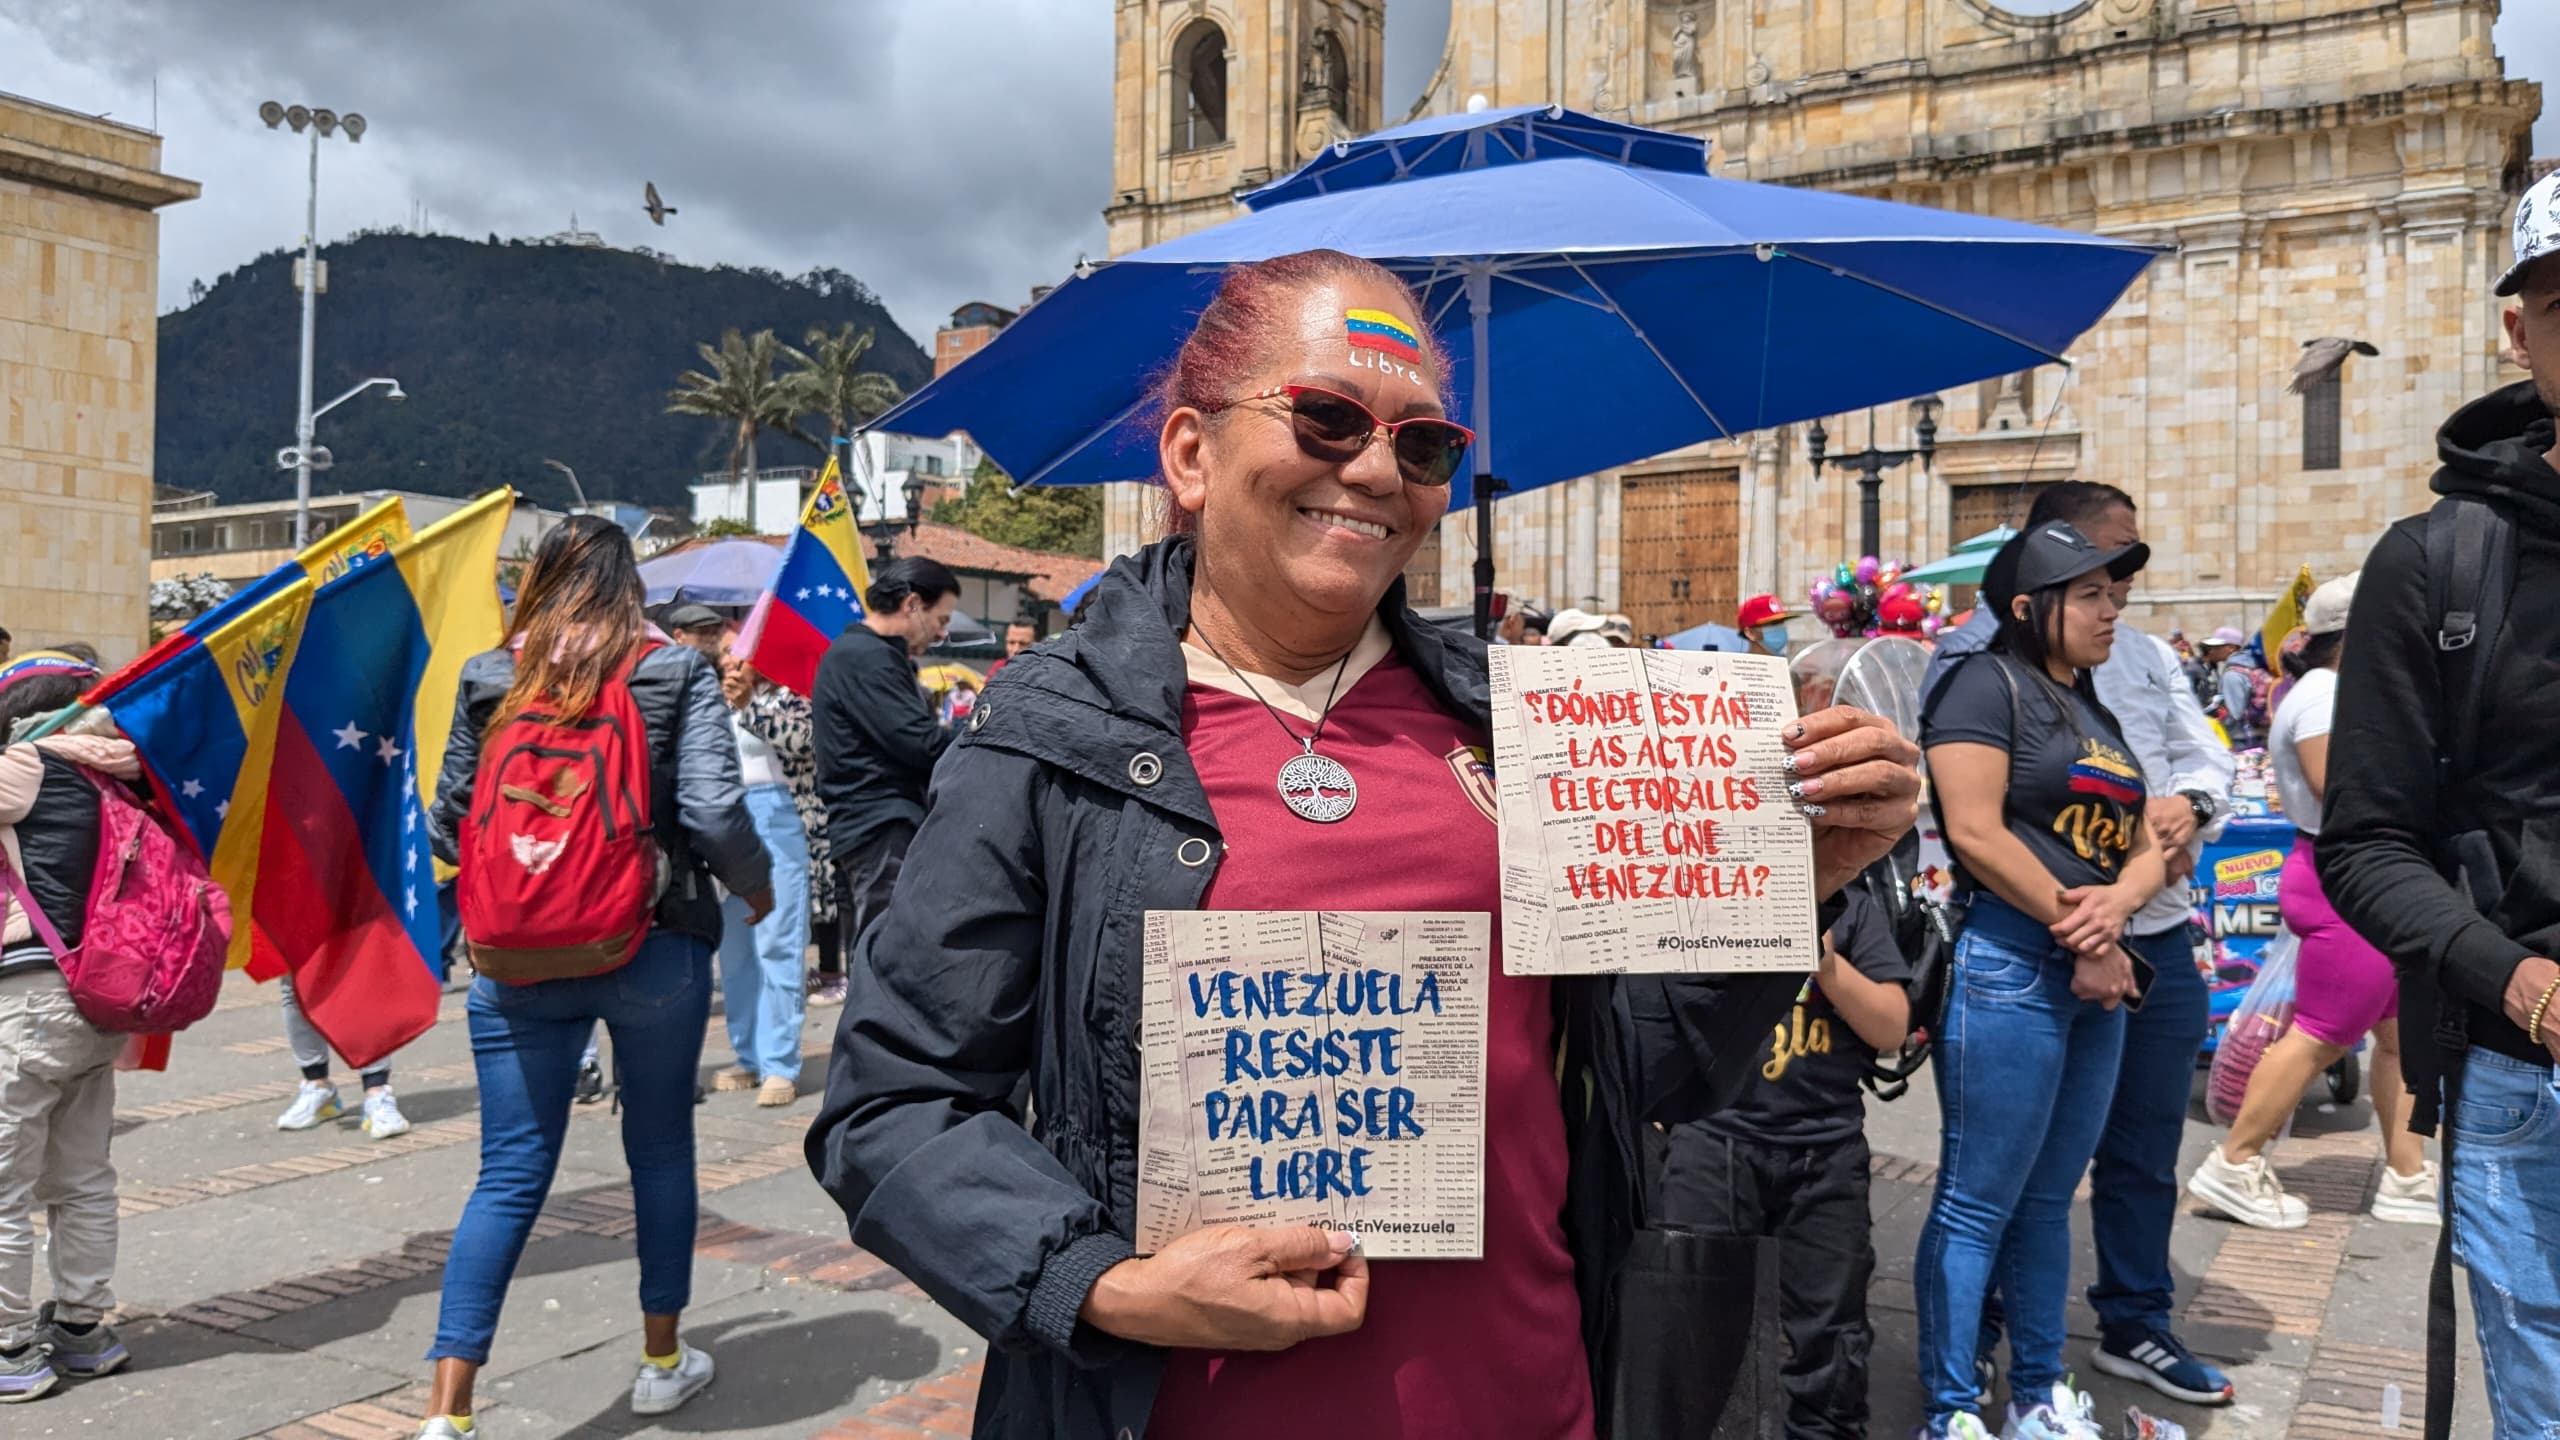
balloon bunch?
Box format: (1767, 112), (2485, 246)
(1809, 555), (1948, 639)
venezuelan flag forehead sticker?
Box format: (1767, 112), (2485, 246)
(1345, 308), (1422, 364)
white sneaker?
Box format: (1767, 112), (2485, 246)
(2186, 1145), (2311, 1230)
(2002, 1380), (2105, 1439)
(414, 1420), (472, 1440)
(276, 1080), (343, 1131)
(363, 1088), (412, 1140)
(629, 1342), (714, 1416)
(2371, 1161), (2442, 1226)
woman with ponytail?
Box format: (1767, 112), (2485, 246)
(415, 516), (770, 1437)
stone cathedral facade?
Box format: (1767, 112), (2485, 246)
(1103, 0), (2539, 635)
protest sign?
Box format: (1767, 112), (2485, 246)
(1489, 646), (1816, 975)
(1135, 910), (1488, 1260)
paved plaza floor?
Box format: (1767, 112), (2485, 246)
(15, 969), (2472, 1438)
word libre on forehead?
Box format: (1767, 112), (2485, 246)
(1346, 307), (1429, 387)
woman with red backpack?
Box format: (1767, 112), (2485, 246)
(418, 518), (771, 1438)
(0, 652), (142, 1404)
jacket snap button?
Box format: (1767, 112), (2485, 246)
(967, 699), (988, 733)
(1117, 1430), (1135, 1440)
(1176, 837), (1213, 867)
(1128, 752), (1163, 786)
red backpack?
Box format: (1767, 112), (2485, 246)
(0, 769), (231, 1034)
(457, 646), (665, 983)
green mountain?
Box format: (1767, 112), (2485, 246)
(155, 232), (932, 513)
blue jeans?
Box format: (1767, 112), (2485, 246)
(717, 783), (810, 1084)
(1916, 895), (2128, 1424)
(2447, 1048), (2560, 1434)
(428, 930), (712, 1364)
(2085, 922), (2210, 1338)
(1978, 923), (2209, 1354)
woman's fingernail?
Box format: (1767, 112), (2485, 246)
(1781, 752), (1803, 776)
(1787, 723), (1807, 741)
(1328, 1230), (1359, 1253)
(1788, 777), (1823, 801)
(1799, 803), (1827, 819)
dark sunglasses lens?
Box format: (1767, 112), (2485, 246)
(1393, 423), (1468, 486)
(1288, 391), (1375, 458)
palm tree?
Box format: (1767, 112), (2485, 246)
(779, 323), (906, 465)
(665, 328), (815, 493)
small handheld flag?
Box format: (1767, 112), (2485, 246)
(737, 456), (872, 695)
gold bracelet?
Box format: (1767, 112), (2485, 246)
(2530, 977), (2560, 1046)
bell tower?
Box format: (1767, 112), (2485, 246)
(1104, 0), (1384, 259)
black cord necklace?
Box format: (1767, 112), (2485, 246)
(1193, 628), (1358, 823)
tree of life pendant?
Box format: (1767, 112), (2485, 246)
(1276, 747), (1357, 823)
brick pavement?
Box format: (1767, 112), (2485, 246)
(60, 971), (2464, 1438)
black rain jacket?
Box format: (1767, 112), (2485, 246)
(812, 624), (954, 858)
(804, 537), (1819, 1440)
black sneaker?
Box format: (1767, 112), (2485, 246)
(575, 1059), (607, 1106)
(2093, 1329), (2234, 1407)
(38, 1303), (126, 1379)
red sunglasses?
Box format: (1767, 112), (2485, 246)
(1217, 384), (1475, 487)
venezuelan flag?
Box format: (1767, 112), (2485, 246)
(249, 489), (510, 1068)
(737, 455), (871, 695)
(2067, 744), (2146, 806)
(2260, 564), (2315, 666)
(1345, 307), (1422, 363)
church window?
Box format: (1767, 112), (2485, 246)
(1173, 20), (1228, 151)
(2301, 369), (2342, 471)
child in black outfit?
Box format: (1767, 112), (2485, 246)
(1660, 880), (1914, 1440)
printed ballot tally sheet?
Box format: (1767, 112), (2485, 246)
(1489, 645), (1818, 975)
(1136, 910), (1489, 1260)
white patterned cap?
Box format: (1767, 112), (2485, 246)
(2496, 169), (2560, 297)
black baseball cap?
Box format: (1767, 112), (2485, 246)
(1982, 521), (2149, 614)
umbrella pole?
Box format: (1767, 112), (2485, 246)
(1467, 265), (1500, 641)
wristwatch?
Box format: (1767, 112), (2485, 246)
(2180, 789), (2221, 825)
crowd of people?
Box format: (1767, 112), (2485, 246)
(0, 194), (2557, 1439)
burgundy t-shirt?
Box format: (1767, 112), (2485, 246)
(1146, 649), (1596, 1440)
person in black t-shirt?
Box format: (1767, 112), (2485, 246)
(1910, 521), (2163, 1435)
(1662, 881), (1912, 1439)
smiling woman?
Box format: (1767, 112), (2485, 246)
(804, 247), (1926, 1440)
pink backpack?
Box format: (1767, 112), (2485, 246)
(0, 768), (231, 1033)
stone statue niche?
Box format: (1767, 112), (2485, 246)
(1670, 8), (1701, 96)
(1301, 25), (1349, 115)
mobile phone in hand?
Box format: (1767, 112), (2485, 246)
(2124, 947), (2157, 1013)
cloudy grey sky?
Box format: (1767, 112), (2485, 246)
(0, 0), (2551, 347)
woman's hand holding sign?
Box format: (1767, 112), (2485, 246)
(1081, 1224), (1370, 1351)
(1784, 706), (1923, 901)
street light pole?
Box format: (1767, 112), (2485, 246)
(293, 123), (318, 547)
(1806, 397), (1942, 559)
(261, 101), (367, 547)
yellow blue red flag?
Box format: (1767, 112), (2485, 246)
(737, 455), (871, 695)
(2260, 563), (2315, 664)
(248, 489), (511, 1067)
(88, 501), (415, 972)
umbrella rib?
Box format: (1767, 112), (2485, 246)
(1488, 270), (1617, 312)
(1558, 255), (1736, 441)
(1769, 247), (2077, 364)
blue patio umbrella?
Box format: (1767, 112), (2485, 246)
(638, 539), (781, 606)
(1662, 621), (1751, 653)
(1059, 571), (1103, 615)
(871, 104), (2164, 635)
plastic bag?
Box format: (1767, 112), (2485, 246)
(2207, 928), (2299, 1127)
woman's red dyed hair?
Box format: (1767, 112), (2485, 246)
(1154, 250), (1451, 535)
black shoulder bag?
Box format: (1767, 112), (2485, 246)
(1880, 654), (2033, 1092)
(2410, 493), (2514, 1440)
